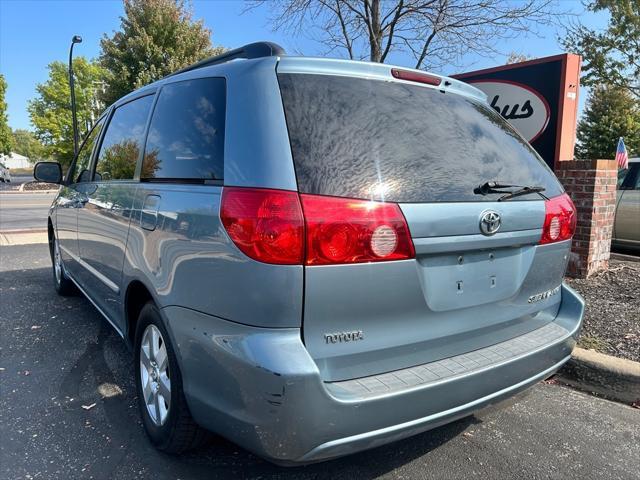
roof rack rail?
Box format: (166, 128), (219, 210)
(167, 41), (286, 78)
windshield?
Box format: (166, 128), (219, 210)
(278, 73), (563, 203)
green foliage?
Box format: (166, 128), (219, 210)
(563, 0), (639, 98)
(576, 85), (640, 159)
(96, 139), (139, 181)
(94, 139), (160, 181)
(99, 0), (223, 106)
(28, 57), (106, 168)
(11, 129), (46, 160)
(0, 74), (14, 156)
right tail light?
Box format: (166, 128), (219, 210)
(540, 193), (577, 244)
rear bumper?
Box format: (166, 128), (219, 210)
(164, 283), (584, 465)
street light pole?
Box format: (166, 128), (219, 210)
(68, 35), (82, 157)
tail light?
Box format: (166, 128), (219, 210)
(221, 187), (415, 265)
(391, 68), (442, 86)
(301, 194), (414, 265)
(540, 193), (577, 244)
(220, 187), (304, 264)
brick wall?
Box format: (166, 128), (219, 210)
(556, 159), (618, 278)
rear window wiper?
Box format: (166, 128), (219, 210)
(474, 181), (548, 201)
(497, 186), (547, 201)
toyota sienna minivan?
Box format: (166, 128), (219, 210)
(34, 42), (584, 465)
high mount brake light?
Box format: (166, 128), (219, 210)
(220, 187), (415, 265)
(391, 68), (442, 87)
(540, 193), (577, 245)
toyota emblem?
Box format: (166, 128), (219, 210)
(479, 210), (501, 236)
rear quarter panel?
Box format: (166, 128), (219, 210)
(122, 184), (303, 329)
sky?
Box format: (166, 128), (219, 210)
(0, 0), (609, 131)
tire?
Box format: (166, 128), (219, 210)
(50, 235), (76, 296)
(134, 302), (206, 453)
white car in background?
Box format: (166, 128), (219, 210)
(0, 162), (11, 183)
(614, 157), (640, 251)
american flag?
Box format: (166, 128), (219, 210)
(615, 137), (629, 169)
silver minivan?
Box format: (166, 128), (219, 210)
(34, 42), (584, 465)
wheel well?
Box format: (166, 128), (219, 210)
(125, 281), (153, 347)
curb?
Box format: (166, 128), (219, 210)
(0, 229), (48, 246)
(1, 189), (58, 194)
(558, 347), (640, 404)
(1, 228), (47, 234)
(610, 252), (640, 263)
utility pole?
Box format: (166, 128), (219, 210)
(68, 35), (82, 157)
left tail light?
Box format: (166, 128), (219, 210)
(221, 187), (415, 265)
(540, 193), (577, 244)
(220, 187), (304, 265)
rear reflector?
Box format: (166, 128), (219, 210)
(300, 194), (415, 265)
(391, 68), (442, 86)
(540, 193), (577, 244)
(220, 187), (304, 264)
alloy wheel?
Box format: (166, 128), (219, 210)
(53, 238), (62, 284)
(139, 324), (171, 426)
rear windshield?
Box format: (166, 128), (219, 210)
(278, 73), (563, 203)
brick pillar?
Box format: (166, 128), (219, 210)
(555, 159), (618, 278)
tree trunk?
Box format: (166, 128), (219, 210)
(368, 0), (383, 62)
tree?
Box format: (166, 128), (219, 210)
(576, 85), (640, 159)
(100, 0), (223, 106)
(11, 129), (45, 161)
(0, 74), (13, 156)
(28, 58), (106, 167)
(252, 0), (561, 70)
(562, 0), (639, 99)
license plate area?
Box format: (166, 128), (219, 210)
(418, 246), (535, 312)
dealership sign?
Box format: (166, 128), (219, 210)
(453, 54), (581, 170)
(470, 80), (550, 143)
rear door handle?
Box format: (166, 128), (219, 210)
(140, 194), (161, 231)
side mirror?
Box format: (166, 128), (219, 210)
(33, 161), (63, 184)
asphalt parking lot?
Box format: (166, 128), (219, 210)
(1, 243), (639, 480)
(0, 192), (56, 231)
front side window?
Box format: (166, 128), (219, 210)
(94, 95), (154, 181)
(141, 78), (225, 181)
(73, 117), (105, 183)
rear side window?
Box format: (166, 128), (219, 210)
(620, 163), (640, 190)
(278, 73), (563, 203)
(94, 95), (154, 181)
(142, 78), (225, 181)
